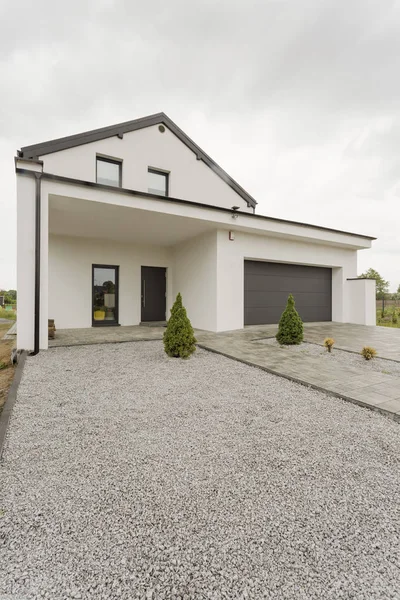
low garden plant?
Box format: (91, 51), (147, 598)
(163, 293), (197, 358)
(376, 305), (400, 328)
(276, 294), (304, 345)
(0, 307), (16, 320)
(361, 346), (377, 361)
(324, 337), (335, 353)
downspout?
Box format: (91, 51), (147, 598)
(32, 172), (42, 355)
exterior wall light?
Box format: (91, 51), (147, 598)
(231, 206), (240, 219)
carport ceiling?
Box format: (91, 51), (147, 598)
(49, 195), (215, 246)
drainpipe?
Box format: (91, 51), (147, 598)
(32, 172), (42, 355)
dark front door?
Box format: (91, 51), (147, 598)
(244, 260), (332, 325)
(141, 266), (166, 322)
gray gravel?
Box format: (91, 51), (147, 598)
(0, 342), (399, 600)
(260, 337), (400, 377)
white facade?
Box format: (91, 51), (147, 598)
(49, 235), (173, 329)
(15, 114), (376, 351)
(216, 231), (360, 331)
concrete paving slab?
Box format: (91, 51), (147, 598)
(375, 398), (400, 414)
(363, 384), (400, 398)
(349, 389), (399, 406)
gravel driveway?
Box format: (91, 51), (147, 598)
(1, 342), (399, 599)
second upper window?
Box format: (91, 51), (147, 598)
(148, 168), (169, 197)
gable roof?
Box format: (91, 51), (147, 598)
(19, 112), (257, 209)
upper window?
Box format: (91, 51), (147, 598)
(148, 168), (169, 197)
(96, 156), (122, 187)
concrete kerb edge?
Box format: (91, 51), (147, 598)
(0, 351), (27, 460)
(197, 344), (400, 424)
(48, 337), (164, 349)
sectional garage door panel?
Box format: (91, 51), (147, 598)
(244, 261), (332, 325)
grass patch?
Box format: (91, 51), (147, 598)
(376, 306), (400, 328)
(0, 323), (16, 414)
(0, 307), (16, 320)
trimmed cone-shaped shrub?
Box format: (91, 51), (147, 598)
(276, 294), (304, 345)
(163, 293), (197, 358)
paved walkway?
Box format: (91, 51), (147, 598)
(49, 324), (166, 346)
(197, 324), (400, 422)
(49, 322), (400, 421)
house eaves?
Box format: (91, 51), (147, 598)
(19, 112), (257, 210)
(15, 166), (376, 243)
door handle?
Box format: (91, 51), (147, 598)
(142, 280), (146, 307)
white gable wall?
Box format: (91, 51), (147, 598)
(39, 125), (253, 213)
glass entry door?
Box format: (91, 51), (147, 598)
(92, 265), (119, 326)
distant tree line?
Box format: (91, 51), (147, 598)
(358, 269), (399, 301)
(0, 289), (17, 304)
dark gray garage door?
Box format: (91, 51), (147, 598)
(244, 261), (332, 325)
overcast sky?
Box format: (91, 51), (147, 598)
(1, 0), (399, 290)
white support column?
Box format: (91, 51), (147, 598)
(331, 267), (344, 322)
(16, 159), (47, 350)
(346, 278), (376, 325)
(40, 182), (49, 349)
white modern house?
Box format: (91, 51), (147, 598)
(16, 113), (376, 352)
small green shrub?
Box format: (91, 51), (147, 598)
(324, 337), (335, 353)
(163, 293), (197, 358)
(276, 294), (304, 345)
(392, 310), (398, 324)
(361, 346), (377, 361)
(0, 361), (7, 370)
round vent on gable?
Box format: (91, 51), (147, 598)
(158, 125), (165, 133)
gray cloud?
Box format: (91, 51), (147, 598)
(0, 0), (399, 289)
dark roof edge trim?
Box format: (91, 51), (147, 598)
(14, 156), (43, 166)
(19, 112), (257, 209)
(15, 167), (377, 241)
(347, 277), (377, 280)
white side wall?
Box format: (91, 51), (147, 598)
(40, 125), (253, 213)
(215, 230), (358, 332)
(17, 170), (49, 351)
(346, 279), (376, 326)
(49, 235), (173, 329)
(17, 174), (36, 350)
(173, 232), (218, 331)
